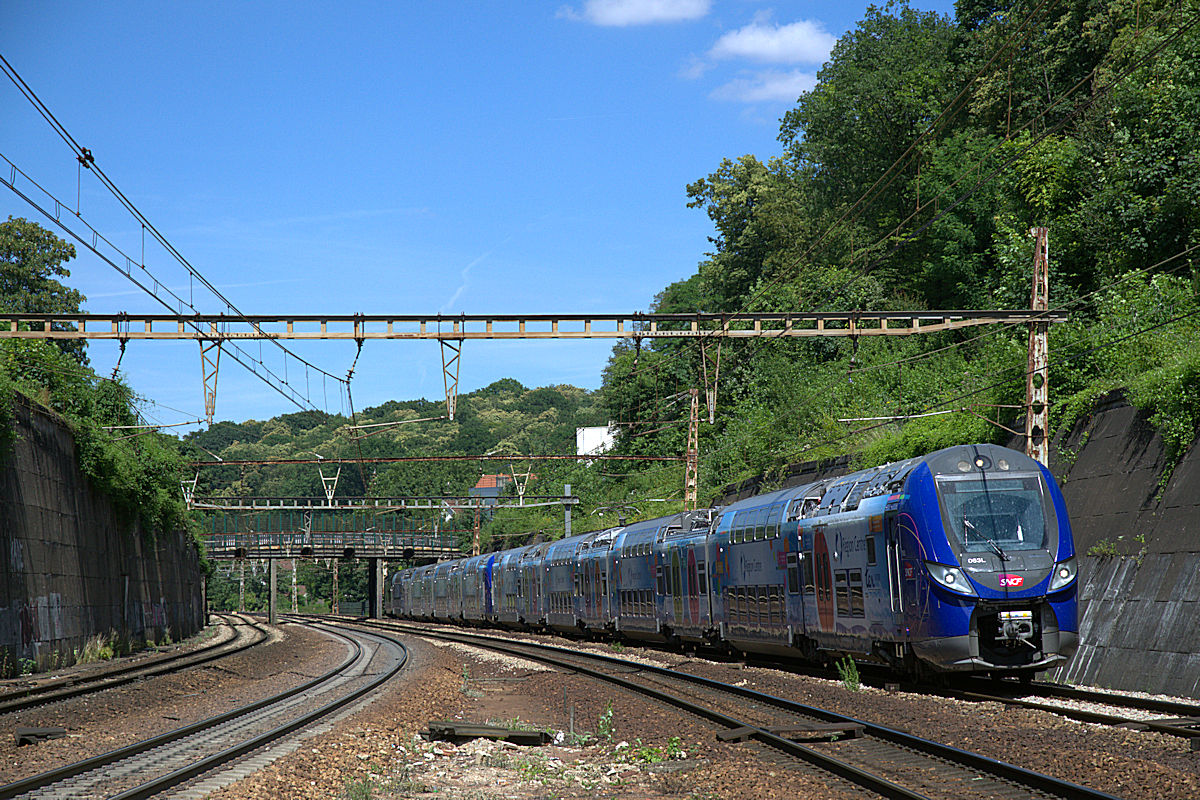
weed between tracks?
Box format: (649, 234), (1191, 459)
(836, 656), (861, 692)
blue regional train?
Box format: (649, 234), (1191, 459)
(389, 444), (1079, 677)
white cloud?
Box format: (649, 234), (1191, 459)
(710, 69), (818, 103)
(558, 0), (711, 26)
(709, 18), (835, 64)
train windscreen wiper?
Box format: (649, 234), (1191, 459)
(963, 517), (1008, 561)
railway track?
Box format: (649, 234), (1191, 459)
(0, 614), (266, 717)
(0, 619), (408, 800)
(333, 617), (1123, 800)
(948, 678), (1200, 748)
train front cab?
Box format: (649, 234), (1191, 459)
(897, 444), (1079, 675)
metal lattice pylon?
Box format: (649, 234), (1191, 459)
(200, 339), (221, 424)
(702, 339), (722, 424)
(440, 339), (462, 421)
(1026, 227), (1050, 466)
(684, 389), (700, 510)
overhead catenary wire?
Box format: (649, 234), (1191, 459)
(0, 54), (347, 415)
(782, 296), (1200, 465)
(846, 243), (1200, 378)
(0, 159), (322, 413)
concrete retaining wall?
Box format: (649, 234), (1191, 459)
(1043, 392), (1200, 696)
(0, 395), (205, 673)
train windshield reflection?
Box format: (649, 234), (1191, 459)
(937, 476), (1049, 552)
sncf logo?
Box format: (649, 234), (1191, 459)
(999, 574), (1024, 588)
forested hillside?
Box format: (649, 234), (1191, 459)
(185, 379), (603, 495)
(596, 0), (1200, 503)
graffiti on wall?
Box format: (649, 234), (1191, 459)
(18, 601), (39, 647)
(143, 597), (168, 630)
(9, 594), (65, 657)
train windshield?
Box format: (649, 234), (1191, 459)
(936, 475), (1049, 552)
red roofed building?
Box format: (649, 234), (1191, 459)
(468, 474), (514, 507)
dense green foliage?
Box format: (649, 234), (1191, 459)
(185, 380), (614, 550)
(0, 219), (202, 548)
(596, 0), (1200, 497)
(207, 559), (370, 613)
(0, 216), (89, 364)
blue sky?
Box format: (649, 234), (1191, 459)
(2, 0), (956, 429)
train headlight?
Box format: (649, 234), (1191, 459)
(925, 562), (977, 596)
(1049, 556), (1077, 592)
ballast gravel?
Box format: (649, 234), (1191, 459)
(7, 619), (1197, 799)
(0, 618), (344, 786)
(204, 624), (1200, 800)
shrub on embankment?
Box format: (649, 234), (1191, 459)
(0, 338), (208, 561)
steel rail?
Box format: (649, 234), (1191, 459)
(946, 684), (1200, 744)
(0, 615), (267, 716)
(1022, 678), (1200, 718)
(107, 622), (408, 800)
(0, 614), (239, 705)
(344, 619), (1123, 800)
(0, 620), (383, 800)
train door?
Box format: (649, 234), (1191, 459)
(884, 514), (904, 629)
(786, 547), (804, 629)
(813, 525), (834, 630)
(484, 555), (496, 617)
(687, 546), (699, 623)
(671, 546), (683, 623)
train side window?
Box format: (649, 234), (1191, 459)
(835, 570), (850, 616)
(656, 564), (665, 595)
(786, 552), (800, 594)
(802, 552), (815, 595)
(866, 536), (877, 566)
(849, 569), (865, 617)
(696, 561), (707, 595)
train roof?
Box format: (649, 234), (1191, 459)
(716, 444), (1037, 520)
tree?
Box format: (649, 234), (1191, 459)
(0, 217), (87, 364)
